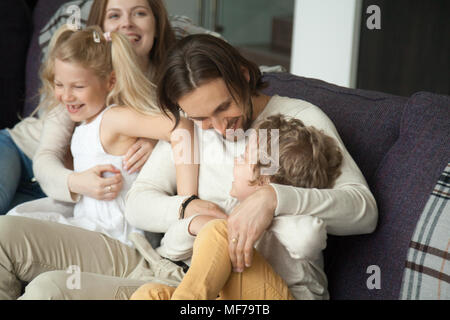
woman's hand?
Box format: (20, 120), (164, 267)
(227, 185), (278, 272)
(68, 165), (124, 200)
(123, 138), (157, 174)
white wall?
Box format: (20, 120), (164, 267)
(290, 0), (362, 88)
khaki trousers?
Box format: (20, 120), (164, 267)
(131, 219), (294, 300)
(0, 215), (183, 300)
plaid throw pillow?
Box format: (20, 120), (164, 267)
(400, 163), (450, 300)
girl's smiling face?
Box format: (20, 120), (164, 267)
(54, 59), (113, 123)
(103, 0), (156, 68)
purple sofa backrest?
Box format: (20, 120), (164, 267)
(262, 73), (450, 299)
(363, 92), (450, 299)
(262, 72), (408, 185)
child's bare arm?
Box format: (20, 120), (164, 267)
(188, 215), (218, 236)
(171, 118), (199, 196)
(103, 107), (199, 196)
(102, 107), (175, 141)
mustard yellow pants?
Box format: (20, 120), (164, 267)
(131, 219), (294, 300)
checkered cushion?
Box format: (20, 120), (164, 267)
(400, 163), (450, 300)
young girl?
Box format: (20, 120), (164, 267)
(9, 25), (198, 247)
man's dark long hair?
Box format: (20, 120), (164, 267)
(157, 34), (267, 130)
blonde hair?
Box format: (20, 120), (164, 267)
(251, 114), (343, 189)
(37, 25), (159, 116)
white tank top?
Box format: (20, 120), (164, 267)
(69, 105), (143, 246)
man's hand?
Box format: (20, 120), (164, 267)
(227, 185), (278, 272)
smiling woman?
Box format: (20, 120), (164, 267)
(103, 1), (156, 70)
(88, 0), (175, 80)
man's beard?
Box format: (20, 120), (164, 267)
(222, 115), (253, 142)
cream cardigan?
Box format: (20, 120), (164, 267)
(9, 107), (77, 203)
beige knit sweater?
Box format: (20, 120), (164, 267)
(7, 107), (76, 203)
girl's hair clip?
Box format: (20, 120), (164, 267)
(103, 32), (112, 42)
(93, 31), (101, 43)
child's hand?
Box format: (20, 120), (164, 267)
(123, 138), (157, 174)
(68, 165), (123, 200)
(188, 215), (218, 236)
(184, 199), (227, 220)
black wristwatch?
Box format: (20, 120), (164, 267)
(179, 195), (199, 219)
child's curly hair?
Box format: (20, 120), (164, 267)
(250, 114), (343, 189)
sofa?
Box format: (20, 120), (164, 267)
(262, 73), (449, 299)
(4, 0), (450, 300)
